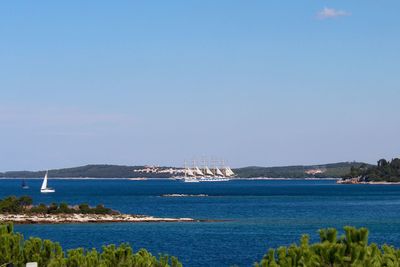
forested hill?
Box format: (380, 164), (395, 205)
(343, 158), (400, 182)
(0, 162), (368, 178)
(0, 165), (171, 178)
(233, 162), (369, 178)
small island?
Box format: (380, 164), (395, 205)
(0, 196), (200, 224)
(161, 194), (208, 197)
(338, 158), (400, 184)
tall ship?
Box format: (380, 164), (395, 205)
(181, 159), (236, 182)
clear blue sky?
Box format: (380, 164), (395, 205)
(1, 1), (399, 170)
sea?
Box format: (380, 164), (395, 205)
(1, 179), (400, 267)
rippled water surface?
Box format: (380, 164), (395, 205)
(1, 179), (400, 266)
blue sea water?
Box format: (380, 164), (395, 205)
(1, 179), (400, 267)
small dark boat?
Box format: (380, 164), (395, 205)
(21, 179), (29, 189)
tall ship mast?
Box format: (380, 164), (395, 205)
(211, 159), (223, 177)
(180, 158), (235, 182)
(183, 160), (199, 182)
(184, 161), (195, 177)
(202, 158), (214, 177)
(193, 159), (204, 176)
(204, 166), (214, 176)
(214, 167), (224, 177)
(222, 160), (236, 177)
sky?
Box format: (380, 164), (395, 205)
(1, 1), (399, 171)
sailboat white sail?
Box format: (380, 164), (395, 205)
(194, 167), (204, 176)
(224, 167), (235, 177)
(40, 171), (55, 193)
(204, 166), (213, 176)
(40, 172), (47, 190)
(185, 168), (195, 177)
(183, 167), (199, 182)
(215, 167), (224, 177)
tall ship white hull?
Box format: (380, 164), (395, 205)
(180, 159), (236, 182)
(183, 177), (200, 183)
(198, 177), (230, 182)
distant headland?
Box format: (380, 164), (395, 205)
(338, 158), (400, 184)
(0, 162), (367, 179)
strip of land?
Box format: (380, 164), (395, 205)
(339, 158), (400, 184)
(337, 178), (400, 185)
(0, 162), (367, 179)
(161, 194), (208, 197)
(0, 196), (215, 224)
(0, 213), (206, 224)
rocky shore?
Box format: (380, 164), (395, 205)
(0, 213), (201, 224)
(337, 178), (400, 185)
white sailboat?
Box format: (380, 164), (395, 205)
(40, 171), (55, 193)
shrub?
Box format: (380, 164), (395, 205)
(255, 226), (400, 267)
(0, 223), (182, 267)
(0, 196), (116, 215)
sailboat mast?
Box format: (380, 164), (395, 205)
(184, 160), (187, 178)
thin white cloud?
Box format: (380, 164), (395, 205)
(317, 7), (351, 20)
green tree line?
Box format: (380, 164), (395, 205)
(0, 223), (182, 267)
(343, 158), (400, 182)
(0, 165), (171, 179)
(234, 162), (367, 179)
(0, 196), (116, 215)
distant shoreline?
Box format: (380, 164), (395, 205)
(0, 162), (367, 179)
(365, 181), (400, 185)
(337, 179), (400, 185)
(0, 177), (339, 180)
(234, 177), (338, 180)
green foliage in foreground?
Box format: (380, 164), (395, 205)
(3, 223), (400, 267)
(0, 196), (116, 215)
(255, 226), (400, 267)
(0, 224), (182, 267)
(344, 158), (400, 182)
